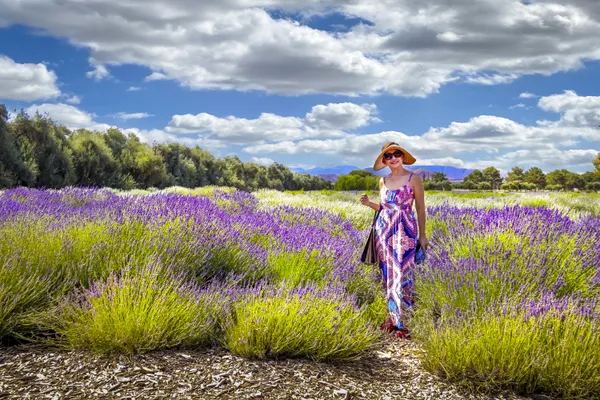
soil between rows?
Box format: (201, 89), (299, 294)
(0, 336), (536, 400)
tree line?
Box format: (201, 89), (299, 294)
(334, 161), (600, 192)
(459, 165), (600, 191)
(0, 106), (332, 191)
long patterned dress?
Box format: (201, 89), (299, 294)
(374, 173), (418, 329)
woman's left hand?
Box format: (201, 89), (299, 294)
(418, 236), (430, 251)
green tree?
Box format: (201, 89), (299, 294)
(586, 182), (600, 191)
(594, 153), (600, 172)
(424, 172), (452, 191)
(431, 172), (448, 182)
(256, 167), (271, 189)
(478, 182), (492, 191)
(119, 135), (168, 188)
(69, 130), (120, 187)
(334, 173), (377, 191)
(0, 105), (333, 192)
(523, 167), (546, 189)
(103, 128), (128, 159)
(267, 162), (294, 191)
(242, 162), (261, 191)
(565, 172), (585, 190)
(546, 169), (569, 189)
(10, 110), (75, 188)
(464, 169), (484, 185)
(506, 167), (524, 183)
(155, 143), (201, 188)
(0, 105), (34, 187)
(482, 166), (503, 190)
(581, 171), (600, 185)
(349, 170), (375, 178)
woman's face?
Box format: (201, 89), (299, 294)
(383, 149), (404, 168)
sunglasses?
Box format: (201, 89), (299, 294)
(383, 150), (403, 160)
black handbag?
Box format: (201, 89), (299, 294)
(360, 208), (381, 265)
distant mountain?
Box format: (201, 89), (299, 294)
(410, 168), (435, 181)
(292, 165), (474, 182)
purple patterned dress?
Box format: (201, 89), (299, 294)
(375, 173), (418, 329)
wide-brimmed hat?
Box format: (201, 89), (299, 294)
(373, 142), (416, 170)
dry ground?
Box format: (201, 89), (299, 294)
(0, 336), (540, 400)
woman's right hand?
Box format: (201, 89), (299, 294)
(360, 194), (370, 206)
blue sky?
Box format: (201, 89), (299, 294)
(0, 0), (598, 173)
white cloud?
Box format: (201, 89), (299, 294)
(65, 95), (81, 104)
(166, 112), (307, 142)
(287, 163), (317, 170)
(3, 1), (600, 96)
(242, 90), (600, 172)
(15, 91), (599, 173)
(519, 92), (538, 99)
(165, 102), (378, 144)
(115, 112), (153, 120)
(127, 86), (142, 91)
(26, 103), (93, 127)
(491, 148), (599, 171)
(25, 103), (111, 131)
(0, 55), (61, 101)
(509, 103), (528, 109)
(144, 72), (169, 82)
(537, 90), (600, 128)
(122, 127), (226, 150)
(305, 103), (379, 130)
(436, 31), (463, 43)
(250, 157), (274, 166)
(415, 157), (467, 168)
(465, 73), (520, 86)
(86, 59), (110, 81)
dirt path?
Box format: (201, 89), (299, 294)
(0, 337), (533, 400)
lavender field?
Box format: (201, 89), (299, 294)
(1, 187), (599, 398)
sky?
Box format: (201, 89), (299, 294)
(0, 0), (599, 173)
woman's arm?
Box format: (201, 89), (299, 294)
(411, 174), (430, 250)
(359, 177), (383, 211)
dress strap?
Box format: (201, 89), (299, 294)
(409, 172), (414, 182)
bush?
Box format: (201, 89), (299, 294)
(267, 249), (335, 287)
(477, 182), (491, 191)
(417, 309), (600, 398)
(0, 256), (65, 339)
(225, 285), (380, 361)
(48, 263), (228, 355)
(413, 205), (600, 398)
(586, 182), (600, 192)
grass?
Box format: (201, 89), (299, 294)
(224, 286), (380, 361)
(267, 249), (335, 287)
(47, 262), (226, 355)
(416, 310), (600, 398)
(411, 204), (600, 398)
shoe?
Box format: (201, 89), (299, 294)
(395, 328), (411, 340)
(380, 320), (396, 333)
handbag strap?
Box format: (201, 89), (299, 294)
(371, 204), (381, 227)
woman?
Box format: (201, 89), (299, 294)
(360, 142), (429, 339)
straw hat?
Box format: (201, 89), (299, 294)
(373, 142), (416, 170)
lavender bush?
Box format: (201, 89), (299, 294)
(2, 186), (599, 398)
(0, 187), (383, 359)
(414, 205), (600, 398)
(48, 262), (230, 355)
(224, 283), (380, 361)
